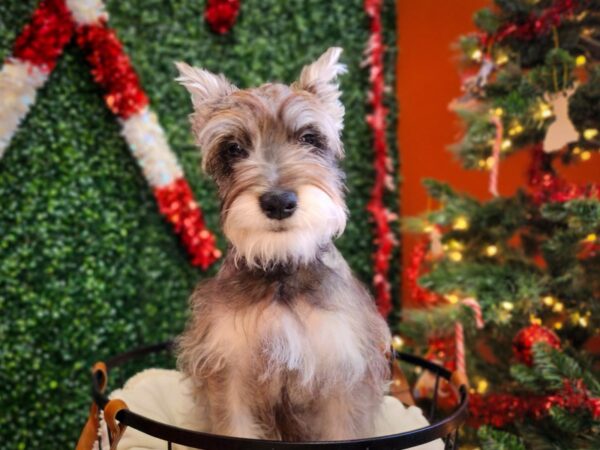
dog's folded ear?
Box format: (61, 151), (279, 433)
(293, 47), (346, 129)
(175, 62), (237, 108)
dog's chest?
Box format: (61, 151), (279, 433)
(210, 295), (367, 386)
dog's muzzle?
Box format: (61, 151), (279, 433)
(259, 189), (298, 220)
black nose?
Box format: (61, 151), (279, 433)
(259, 190), (298, 220)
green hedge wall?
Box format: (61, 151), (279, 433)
(0, 1), (397, 447)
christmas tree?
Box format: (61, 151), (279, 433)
(401, 1), (600, 448)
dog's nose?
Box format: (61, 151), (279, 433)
(259, 190), (298, 220)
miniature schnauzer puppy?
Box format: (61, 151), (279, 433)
(175, 47), (391, 441)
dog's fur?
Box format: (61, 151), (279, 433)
(175, 48), (391, 441)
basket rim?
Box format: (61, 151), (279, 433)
(91, 341), (468, 450)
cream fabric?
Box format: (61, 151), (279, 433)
(109, 369), (443, 450)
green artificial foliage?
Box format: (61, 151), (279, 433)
(0, 1), (398, 447)
(402, 1), (600, 448)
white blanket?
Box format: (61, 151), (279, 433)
(109, 369), (443, 450)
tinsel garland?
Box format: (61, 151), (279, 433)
(528, 144), (599, 204)
(480, 0), (577, 45)
(0, 0), (218, 269)
(364, 0), (396, 318)
(406, 240), (443, 306)
(469, 379), (600, 428)
(204, 0), (241, 35)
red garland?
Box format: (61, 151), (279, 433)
(75, 23), (148, 119)
(154, 179), (220, 269)
(406, 240), (443, 306)
(365, 0), (395, 318)
(528, 145), (599, 204)
(12, 0), (74, 72)
(204, 0), (241, 34)
(469, 379), (600, 428)
(480, 0), (577, 45)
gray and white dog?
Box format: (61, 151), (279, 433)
(175, 47), (391, 442)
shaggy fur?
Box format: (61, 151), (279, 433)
(175, 47), (391, 441)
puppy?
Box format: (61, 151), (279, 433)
(175, 47), (391, 441)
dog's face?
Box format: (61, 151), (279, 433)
(177, 48), (348, 269)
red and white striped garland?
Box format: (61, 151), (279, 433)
(0, 0), (219, 269)
(364, 0), (397, 318)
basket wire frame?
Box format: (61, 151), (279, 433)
(87, 341), (468, 450)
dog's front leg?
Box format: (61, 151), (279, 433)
(206, 367), (264, 439)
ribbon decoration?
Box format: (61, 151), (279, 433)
(0, 0), (219, 269)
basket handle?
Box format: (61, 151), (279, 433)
(104, 399), (129, 450)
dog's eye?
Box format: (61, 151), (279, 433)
(224, 143), (248, 160)
(299, 133), (323, 149)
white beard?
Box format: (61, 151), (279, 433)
(223, 185), (347, 269)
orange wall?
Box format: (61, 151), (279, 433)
(396, 1), (600, 307)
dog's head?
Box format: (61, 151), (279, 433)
(177, 48), (348, 269)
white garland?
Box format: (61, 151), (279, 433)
(0, 58), (48, 158)
(120, 107), (184, 187)
(65, 0), (108, 25)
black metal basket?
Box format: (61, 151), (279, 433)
(78, 341), (468, 450)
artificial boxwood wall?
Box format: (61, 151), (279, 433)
(0, 0), (397, 447)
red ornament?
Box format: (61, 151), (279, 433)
(204, 0), (241, 35)
(512, 324), (561, 366)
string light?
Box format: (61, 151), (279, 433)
(583, 128), (598, 140)
(492, 107), (504, 117)
(535, 101), (553, 120)
(485, 156), (495, 169)
(501, 139), (512, 151)
(508, 121), (524, 136)
(471, 49), (483, 61)
(501, 301), (514, 311)
(542, 295), (556, 306)
(495, 51), (509, 65)
(552, 302), (564, 313)
(453, 216), (469, 230)
(485, 245), (498, 256)
(575, 55), (587, 66)
(530, 314), (542, 325)
(478, 159), (487, 168)
(445, 293), (460, 304)
(554, 322), (563, 330)
(572, 146), (582, 155)
(447, 240), (464, 251)
(580, 151), (591, 161)
(449, 251), (463, 262)
(476, 378), (489, 394)
(585, 233), (597, 242)
(392, 335), (404, 350)
(423, 223), (434, 233)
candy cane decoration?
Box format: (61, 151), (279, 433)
(0, 0), (219, 269)
(455, 297), (484, 376)
(489, 114), (503, 197)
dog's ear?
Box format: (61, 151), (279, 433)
(293, 47), (346, 127)
(175, 62), (237, 108)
